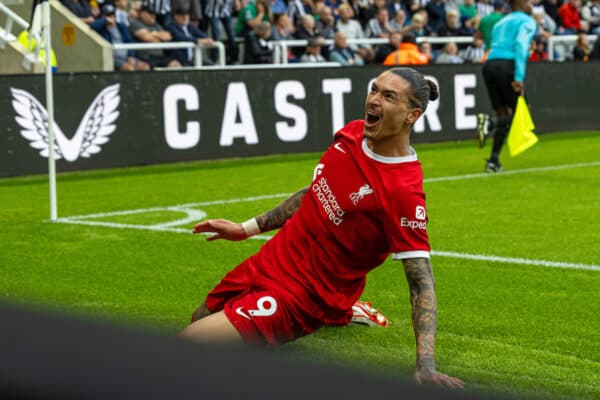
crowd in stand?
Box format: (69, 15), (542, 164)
(59, 0), (600, 69)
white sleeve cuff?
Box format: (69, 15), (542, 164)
(392, 251), (430, 260)
(241, 218), (260, 237)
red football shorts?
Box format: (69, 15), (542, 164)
(203, 258), (322, 346)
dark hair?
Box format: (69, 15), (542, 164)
(389, 67), (439, 111)
(173, 7), (191, 15)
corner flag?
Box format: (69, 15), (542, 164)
(29, 0), (58, 220)
(507, 96), (538, 157)
(28, 0), (45, 34)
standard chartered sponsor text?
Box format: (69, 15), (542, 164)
(313, 177), (345, 225)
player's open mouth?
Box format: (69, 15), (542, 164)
(365, 112), (381, 129)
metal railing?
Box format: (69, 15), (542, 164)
(272, 36), (474, 64)
(547, 34), (597, 61)
(0, 1), (44, 71)
(112, 40), (226, 67)
(156, 61), (342, 71)
(0, 1), (36, 48)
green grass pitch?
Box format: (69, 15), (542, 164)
(1, 131), (599, 399)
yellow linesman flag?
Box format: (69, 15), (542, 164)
(507, 96), (538, 157)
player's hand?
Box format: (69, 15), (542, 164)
(414, 369), (465, 390)
(511, 80), (524, 95)
(192, 219), (247, 241)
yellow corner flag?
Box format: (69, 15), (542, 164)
(507, 96), (538, 157)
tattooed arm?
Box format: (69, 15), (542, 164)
(402, 257), (464, 389)
(192, 187), (309, 241)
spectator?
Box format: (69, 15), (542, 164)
(426, 0), (447, 34)
(269, 0), (288, 14)
(300, 36), (327, 62)
(533, 8), (556, 40)
(128, 0), (143, 22)
(315, 6), (337, 38)
(374, 30), (403, 63)
(336, 3), (374, 61)
(558, 0), (589, 34)
(459, 0), (479, 35)
(435, 41), (464, 63)
(419, 40), (434, 59)
(477, 0), (494, 17)
(114, 0), (132, 27)
(324, 0), (343, 18)
(403, 11), (430, 37)
(328, 31), (365, 65)
(271, 13), (295, 39)
(438, 9), (467, 35)
(459, 0), (478, 26)
(141, 0), (173, 27)
(294, 14), (320, 57)
(366, 7), (393, 38)
(362, 0), (388, 29)
(17, 30), (58, 71)
(348, 0), (373, 29)
(582, 0), (600, 33)
(271, 13), (298, 62)
(573, 32), (591, 59)
(235, 0), (272, 37)
(406, 0), (428, 16)
(528, 35), (549, 61)
(171, 0), (203, 23)
(204, 0), (240, 64)
(287, 0), (313, 29)
(479, 0), (505, 50)
(461, 31), (486, 62)
(387, 0), (409, 20)
(167, 7), (215, 66)
(129, 6), (182, 68)
(541, 0), (561, 27)
(244, 21), (274, 63)
(61, 0), (95, 25)
(389, 8), (407, 31)
(92, 4), (151, 71)
(383, 33), (430, 65)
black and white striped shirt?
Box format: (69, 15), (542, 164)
(204, 0), (234, 18)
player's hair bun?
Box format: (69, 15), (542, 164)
(427, 80), (439, 102)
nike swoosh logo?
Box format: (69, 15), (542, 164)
(333, 142), (346, 153)
(235, 307), (251, 320)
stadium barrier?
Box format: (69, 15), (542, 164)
(113, 41), (227, 67)
(272, 36), (475, 64)
(1, 62), (599, 177)
(547, 34), (597, 61)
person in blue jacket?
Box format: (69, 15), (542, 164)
(167, 7), (215, 66)
(91, 3), (150, 71)
(477, 0), (537, 172)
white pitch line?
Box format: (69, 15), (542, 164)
(424, 160), (600, 183)
(54, 218), (600, 272)
(431, 250), (600, 271)
(53, 160), (600, 272)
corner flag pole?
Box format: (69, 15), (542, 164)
(42, 0), (57, 220)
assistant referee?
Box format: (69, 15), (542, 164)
(478, 0), (536, 172)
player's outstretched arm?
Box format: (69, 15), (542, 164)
(402, 257), (464, 390)
(193, 187), (308, 241)
(255, 186), (308, 232)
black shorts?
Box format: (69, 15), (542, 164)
(482, 59), (519, 111)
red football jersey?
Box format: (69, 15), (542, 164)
(249, 120), (430, 326)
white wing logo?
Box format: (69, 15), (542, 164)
(10, 84), (121, 162)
